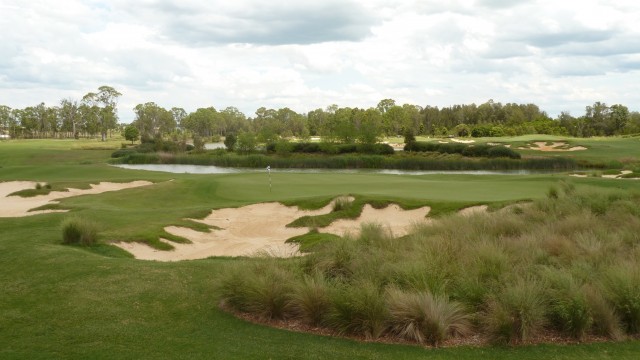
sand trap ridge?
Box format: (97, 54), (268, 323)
(0, 181), (153, 217)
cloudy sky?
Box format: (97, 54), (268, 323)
(1, 0), (639, 122)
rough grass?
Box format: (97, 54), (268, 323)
(218, 186), (640, 346)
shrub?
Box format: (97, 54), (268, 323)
(61, 217), (99, 246)
(386, 288), (470, 346)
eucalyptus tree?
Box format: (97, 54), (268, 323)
(59, 99), (80, 138)
(82, 85), (121, 141)
(171, 107), (187, 130)
(133, 102), (175, 138)
(0, 105), (13, 136)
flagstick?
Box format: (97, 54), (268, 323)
(267, 165), (272, 193)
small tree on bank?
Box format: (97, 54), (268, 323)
(124, 125), (140, 144)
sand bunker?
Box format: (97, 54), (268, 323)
(458, 205), (489, 216)
(320, 204), (431, 238)
(116, 201), (337, 261)
(0, 181), (153, 217)
(117, 200), (432, 261)
(451, 138), (475, 144)
(603, 170), (633, 179)
(525, 142), (586, 152)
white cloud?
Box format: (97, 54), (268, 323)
(0, 0), (639, 122)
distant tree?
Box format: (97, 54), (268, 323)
(224, 133), (237, 151)
(124, 125), (139, 144)
(236, 131), (257, 153)
(82, 86), (121, 141)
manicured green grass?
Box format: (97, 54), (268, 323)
(1, 139), (640, 359)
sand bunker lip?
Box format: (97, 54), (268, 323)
(116, 200), (432, 261)
(0, 181), (153, 217)
(522, 142), (586, 152)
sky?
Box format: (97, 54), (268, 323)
(1, 0), (639, 123)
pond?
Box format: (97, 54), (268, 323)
(113, 164), (563, 176)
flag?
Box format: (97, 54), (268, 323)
(267, 165), (271, 172)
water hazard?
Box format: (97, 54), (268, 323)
(113, 164), (562, 176)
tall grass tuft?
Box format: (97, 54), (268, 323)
(484, 279), (547, 344)
(61, 216), (99, 246)
(544, 270), (593, 340)
(288, 272), (332, 326)
(584, 285), (624, 340)
(603, 263), (640, 334)
(386, 287), (470, 346)
(332, 196), (354, 212)
(217, 261), (294, 320)
(326, 281), (389, 339)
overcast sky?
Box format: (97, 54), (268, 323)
(1, 0), (639, 122)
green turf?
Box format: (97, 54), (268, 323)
(1, 139), (640, 359)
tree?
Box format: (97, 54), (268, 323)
(236, 131), (256, 154)
(224, 133), (237, 151)
(124, 125), (140, 144)
(82, 86), (122, 141)
(59, 99), (80, 138)
(132, 102), (175, 138)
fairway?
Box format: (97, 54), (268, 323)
(2, 139), (640, 359)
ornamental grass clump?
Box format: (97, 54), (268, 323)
(386, 287), (470, 346)
(326, 281), (389, 340)
(61, 216), (98, 246)
(217, 261), (295, 320)
(288, 272), (332, 326)
(484, 278), (548, 344)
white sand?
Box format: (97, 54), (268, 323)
(451, 138), (475, 144)
(458, 205), (489, 216)
(115, 201), (337, 261)
(320, 204), (431, 238)
(117, 200), (432, 261)
(529, 142), (586, 152)
(0, 181), (153, 217)
(603, 170), (633, 179)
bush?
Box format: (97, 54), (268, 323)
(386, 288), (470, 346)
(61, 217), (99, 246)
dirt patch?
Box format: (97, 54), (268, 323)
(0, 181), (153, 217)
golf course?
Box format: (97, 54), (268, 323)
(1, 137), (640, 359)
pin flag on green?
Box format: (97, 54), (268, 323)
(267, 165), (271, 192)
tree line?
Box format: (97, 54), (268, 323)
(2, 86), (639, 141)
